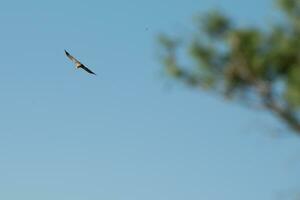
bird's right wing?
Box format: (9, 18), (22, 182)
(65, 50), (81, 65)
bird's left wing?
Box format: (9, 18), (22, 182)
(80, 65), (97, 75)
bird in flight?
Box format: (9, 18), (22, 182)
(65, 50), (96, 75)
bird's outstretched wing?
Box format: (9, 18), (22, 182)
(80, 65), (96, 75)
(65, 50), (81, 66)
(64, 50), (97, 75)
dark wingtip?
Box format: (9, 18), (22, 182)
(90, 71), (97, 76)
(64, 50), (69, 55)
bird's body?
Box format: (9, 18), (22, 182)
(64, 50), (96, 75)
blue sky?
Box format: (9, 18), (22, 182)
(0, 0), (300, 200)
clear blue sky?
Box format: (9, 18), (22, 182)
(0, 0), (300, 200)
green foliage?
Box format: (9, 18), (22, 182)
(158, 0), (300, 134)
(278, 0), (300, 17)
(198, 11), (231, 39)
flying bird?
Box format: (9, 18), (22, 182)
(64, 50), (96, 75)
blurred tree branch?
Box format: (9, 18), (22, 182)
(158, 0), (300, 135)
